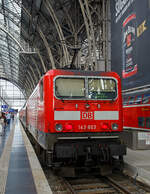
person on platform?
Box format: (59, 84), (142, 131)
(6, 112), (11, 125)
(2, 112), (7, 128)
(11, 113), (14, 121)
(0, 112), (5, 135)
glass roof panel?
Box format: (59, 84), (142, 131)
(0, 0), (26, 109)
(0, 79), (25, 110)
(0, 0), (21, 82)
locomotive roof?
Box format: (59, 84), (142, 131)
(45, 69), (120, 78)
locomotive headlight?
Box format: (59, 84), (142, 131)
(111, 123), (118, 130)
(55, 124), (63, 132)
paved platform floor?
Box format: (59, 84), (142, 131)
(124, 148), (150, 186)
(0, 118), (52, 194)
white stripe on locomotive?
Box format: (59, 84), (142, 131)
(54, 111), (119, 120)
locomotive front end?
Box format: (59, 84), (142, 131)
(53, 74), (121, 133)
(45, 71), (126, 175)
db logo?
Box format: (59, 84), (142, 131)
(81, 112), (94, 120)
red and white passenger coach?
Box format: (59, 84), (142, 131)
(123, 92), (150, 131)
(20, 69), (126, 174)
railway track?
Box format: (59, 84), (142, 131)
(44, 169), (150, 193)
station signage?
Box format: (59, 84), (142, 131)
(1, 105), (8, 108)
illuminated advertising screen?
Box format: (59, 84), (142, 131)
(111, 0), (150, 90)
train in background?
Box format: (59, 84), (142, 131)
(123, 90), (150, 131)
(19, 69), (126, 176)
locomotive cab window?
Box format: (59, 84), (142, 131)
(55, 76), (117, 100)
(55, 77), (85, 98)
(88, 78), (117, 100)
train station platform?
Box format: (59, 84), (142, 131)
(0, 118), (52, 194)
(124, 148), (150, 186)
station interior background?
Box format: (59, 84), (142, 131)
(0, 0), (25, 112)
(1, 1), (150, 193)
(0, 0), (110, 112)
(0, 0), (149, 112)
(0, 80), (25, 111)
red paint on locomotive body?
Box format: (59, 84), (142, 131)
(26, 69), (123, 135)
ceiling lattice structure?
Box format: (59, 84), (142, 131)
(0, 0), (111, 98)
(0, 0), (24, 93)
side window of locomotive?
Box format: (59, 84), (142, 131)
(40, 80), (43, 101)
(123, 97), (128, 105)
(142, 94), (150, 104)
(128, 96), (135, 104)
(146, 117), (150, 128)
(134, 95), (142, 104)
(55, 77), (85, 99)
(138, 117), (145, 127)
(88, 78), (117, 100)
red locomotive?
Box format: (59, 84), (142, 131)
(20, 69), (126, 175)
(123, 92), (150, 130)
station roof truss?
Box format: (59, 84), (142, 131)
(0, 0), (111, 98)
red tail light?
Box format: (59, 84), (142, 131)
(65, 124), (73, 130)
(101, 123), (109, 130)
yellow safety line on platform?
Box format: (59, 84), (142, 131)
(20, 121), (53, 194)
(0, 122), (16, 194)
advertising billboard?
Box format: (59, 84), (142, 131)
(111, 0), (150, 90)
